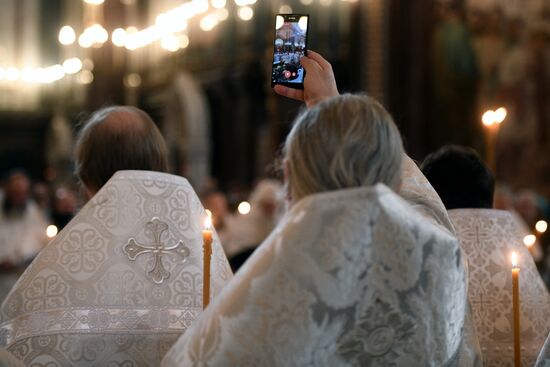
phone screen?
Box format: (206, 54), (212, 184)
(271, 14), (309, 89)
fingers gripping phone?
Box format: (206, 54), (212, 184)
(271, 14), (309, 90)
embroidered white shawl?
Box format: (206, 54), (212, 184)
(449, 209), (550, 367)
(162, 183), (467, 366)
(0, 170), (233, 366)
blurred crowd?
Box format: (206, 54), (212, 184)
(2, 163), (550, 306)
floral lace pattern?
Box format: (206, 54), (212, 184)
(0, 170), (233, 366)
(449, 209), (550, 367)
(162, 184), (467, 366)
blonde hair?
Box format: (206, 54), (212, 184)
(284, 94), (403, 202)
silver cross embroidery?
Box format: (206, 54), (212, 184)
(123, 217), (190, 284)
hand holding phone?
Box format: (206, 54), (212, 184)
(273, 50), (340, 108)
(271, 14), (309, 90)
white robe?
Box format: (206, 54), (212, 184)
(162, 180), (468, 366)
(0, 198), (48, 303)
(449, 209), (550, 367)
(0, 170), (233, 366)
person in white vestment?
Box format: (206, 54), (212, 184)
(0, 172), (48, 303)
(0, 106), (233, 366)
(162, 52), (471, 366)
(222, 179), (284, 270)
(422, 145), (550, 366)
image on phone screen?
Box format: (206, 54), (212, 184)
(271, 14), (309, 89)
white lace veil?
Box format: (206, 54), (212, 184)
(0, 170), (233, 366)
(449, 209), (550, 366)
(162, 183), (467, 366)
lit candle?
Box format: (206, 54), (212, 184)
(481, 107), (506, 173)
(511, 251), (521, 367)
(202, 215), (213, 309)
(535, 220), (548, 234)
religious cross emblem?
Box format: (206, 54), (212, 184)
(123, 217), (190, 284)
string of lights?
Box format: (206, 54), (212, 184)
(0, 0), (356, 85)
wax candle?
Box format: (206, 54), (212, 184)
(511, 251), (520, 367)
(202, 216), (213, 309)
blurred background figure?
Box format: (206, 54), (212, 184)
(221, 179), (284, 271)
(50, 186), (78, 230)
(0, 171), (48, 303)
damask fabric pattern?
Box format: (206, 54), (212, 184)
(399, 155), (455, 233)
(162, 184), (467, 367)
(0, 170), (233, 366)
(449, 209), (550, 367)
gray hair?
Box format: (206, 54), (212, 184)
(75, 106), (169, 194)
(283, 94), (404, 202)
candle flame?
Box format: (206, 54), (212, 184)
(535, 220), (547, 234)
(205, 209), (212, 218)
(494, 107), (507, 124)
(204, 216), (212, 230)
(482, 110), (495, 126)
(523, 234), (536, 247)
(511, 251), (518, 268)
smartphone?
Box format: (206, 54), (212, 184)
(271, 14), (309, 89)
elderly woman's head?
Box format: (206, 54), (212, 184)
(283, 94), (403, 203)
(75, 106), (169, 196)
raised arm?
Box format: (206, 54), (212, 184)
(274, 51), (454, 233)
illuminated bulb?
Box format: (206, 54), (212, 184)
(89, 24), (108, 44)
(511, 251), (518, 268)
(58, 25), (76, 45)
(41, 64), (65, 83)
(298, 16), (308, 31)
(63, 58), (83, 74)
(20, 68), (36, 83)
(192, 0), (210, 13)
(161, 34), (180, 52)
(84, 0), (104, 4)
(494, 107), (507, 124)
(523, 234), (536, 247)
(482, 110), (495, 126)
(536, 220), (548, 234)
(276, 15), (285, 30)
(6, 67), (20, 81)
(179, 34), (190, 48)
(279, 5), (292, 13)
(111, 28), (127, 47)
(124, 73), (142, 88)
(46, 225), (58, 238)
(78, 70), (94, 84)
(211, 0), (226, 8)
(200, 14), (219, 31)
(78, 32), (94, 48)
(300, 0), (314, 4)
(156, 13), (188, 33)
(238, 201), (251, 215)
(234, 0), (248, 6)
(238, 6), (254, 21)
